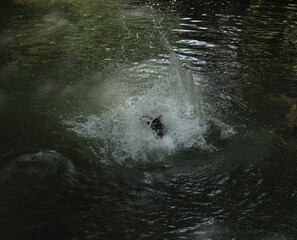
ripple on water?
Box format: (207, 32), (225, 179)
(0, 150), (75, 183)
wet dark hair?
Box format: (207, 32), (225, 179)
(151, 118), (164, 138)
(142, 115), (165, 138)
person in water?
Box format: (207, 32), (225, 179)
(142, 115), (166, 138)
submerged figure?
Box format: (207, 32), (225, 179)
(142, 115), (166, 138)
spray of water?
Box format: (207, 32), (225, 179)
(66, 54), (216, 166)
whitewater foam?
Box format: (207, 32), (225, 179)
(65, 54), (219, 165)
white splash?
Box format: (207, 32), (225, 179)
(66, 54), (214, 165)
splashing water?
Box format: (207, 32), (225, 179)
(66, 54), (216, 165)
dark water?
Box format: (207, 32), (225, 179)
(1, 0), (297, 239)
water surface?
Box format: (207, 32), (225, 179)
(0, 0), (297, 239)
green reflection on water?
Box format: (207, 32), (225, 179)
(0, 0), (169, 73)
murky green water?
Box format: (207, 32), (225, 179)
(1, 0), (297, 239)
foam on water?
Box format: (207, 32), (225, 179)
(66, 54), (220, 165)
